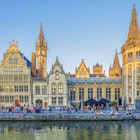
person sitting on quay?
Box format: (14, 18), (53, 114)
(35, 104), (41, 113)
(94, 106), (104, 115)
(49, 106), (52, 113)
(67, 106), (70, 113)
(110, 106), (119, 115)
(2, 107), (9, 113)
(125, 107), (132, 115)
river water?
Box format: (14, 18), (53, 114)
(0, 121), (140, 140)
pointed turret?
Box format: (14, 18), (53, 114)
(126, 4), (140, 46)
(75, 59), (90, 78)
(93, 63), (104, 74)
(113, 49), (120, 69)
(109, 49), (121, 77)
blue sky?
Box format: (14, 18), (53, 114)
(0, 0), (140, 76)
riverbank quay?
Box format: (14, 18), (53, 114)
(0, 110), (140, 121)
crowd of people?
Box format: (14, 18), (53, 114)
(0, 103), (43, 118)
(0, 103), (133, 118)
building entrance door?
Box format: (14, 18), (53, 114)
(36, 100), (42, 107)
(44, 102), (48, 108)
(15, 100), (19, 106)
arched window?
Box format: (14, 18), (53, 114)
(55, 71), (59, 80)
(58, 83), (64, 94)
(51, 83), (57, 94)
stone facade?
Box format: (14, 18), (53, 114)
(48, 58), (68, 107)
(121, 4), (140, 107)
(0, 4), (140, 108)
(0, 41), (31, 106)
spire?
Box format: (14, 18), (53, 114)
(55, 56), (60, 65)
(113, 49), (120, 69)
(38, 22), (44, 39)
(126, 4), (140, 44)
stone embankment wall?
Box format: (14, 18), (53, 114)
(0, 113), (140, 121)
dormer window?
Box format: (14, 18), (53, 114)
(55, 71), (59, 80)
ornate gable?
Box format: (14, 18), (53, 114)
(75, 59), (90, 78)
(49, 57), (65, 75)
(0, 40), (31, 75)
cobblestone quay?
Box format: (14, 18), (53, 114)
(0, 110), (140, 121)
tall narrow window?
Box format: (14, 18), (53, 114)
(58, 83), (64, 94)
(24, 86), (28, 92)
(10, 96), (14, 102)
(106, 88), (111, 100)
(25, 96), (28, 103)
(52, 97), (56, 105)
(20, 96), (24, 102)
(128, 52), (133, 62)
(35, 86), (40, 95)
(136, 51), (140, 60)
(79, 88), (84, 101)
(70, 89), (75, 101)
(42, 86), (47, 94)
(97, 88), (102, 100)
(137, 90), (139, 96)
(14, 86), (18, 92)
(14, 75), (18, 82)
(58, 97), (63, 105)
(19, 86), (23, 92)
(5, 96), (9, 103)
(115, 88), (120, 101)
(55, 71), (59, 80)
(51, 83), (57, 94)
(88, 88), (93, 99)
(137, 67), (140, 73)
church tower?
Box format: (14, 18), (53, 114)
(36, 23), (48, 77)
(109, 49), (121, 77)
(121, 4), (140, 106)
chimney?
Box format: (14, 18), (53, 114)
(31, 53), (37, 77)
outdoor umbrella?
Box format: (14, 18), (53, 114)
(98, 98), (110, 103)
(84, 98), (97, 104)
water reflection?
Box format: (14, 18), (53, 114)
(0, 121), (140, 140)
